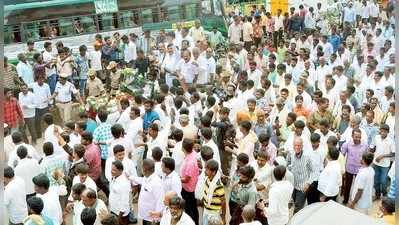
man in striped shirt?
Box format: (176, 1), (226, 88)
(287, 137), (318, 214)
(201, 159), (226, 225)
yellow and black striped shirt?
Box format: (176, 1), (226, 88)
(202, 178), (225, 211)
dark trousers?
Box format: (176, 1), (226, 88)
(244, 41), (253, 51)
(96, 159), (110, 196)
(181, 189), (199, 225)
(325, 195), (337, 202)
(306, 181), (320, 205)
(293, 189), (306, 214)
(342, 172), (355, 204)
(22, 117), (37, 144)
(273, 30), (283, 48)
(229, 200), (242, 225)
(35, 107), (48, 139)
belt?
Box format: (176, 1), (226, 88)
(58, 101), (71, 104)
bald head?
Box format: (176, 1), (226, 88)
(241, 205), (256, 222)
(164, 191), (178, 206)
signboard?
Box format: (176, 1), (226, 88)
(94, 0), (118, 14)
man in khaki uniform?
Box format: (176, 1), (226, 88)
(85, 69), (105, 97)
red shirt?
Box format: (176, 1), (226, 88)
(84, 143), (102, 181)
(180, 151), (199, 192)
(4, 97), (24, 128)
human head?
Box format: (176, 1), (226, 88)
(327, 146), (340, 161)
(71, 183), (86, 201)
(32, 174), (50, 194)
(161, 157), (175, 175)
(293, 137), (303, 154)
(81, 207), (97, 225)
(75, 163), (90, 183)
(380, 197), (395, 215)
(142, 159), (155, 177)
(151, 147), (163, 162)
(4, 166), (15, 186)
(81, 188), (97, 207)
(200, 146), (214, 162)
(238, 165), (255, 184)
(81, 132), (93, 146)
(205, 159), (219, 180)
(241, 204), (256, 222)
(256, 151), (268, 168)
(361, 151), (374, 166)
(182, 138), (194, 154)
(352, 128), (362, 144)
(273, 165), (286, 181)
(27, 196), (44, 215)
(111, 160), (124, 178)
(169, 196), (185, 220)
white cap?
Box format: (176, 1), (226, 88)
(275, 156), (287, 167)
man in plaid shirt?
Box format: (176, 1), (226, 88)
(4, 88), (25, 133)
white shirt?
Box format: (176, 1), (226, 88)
(228, 22), (243, 44)
(160, 211), (195, 225)
(69, 175), (97, 201)
(197, 56), (216, 85)
(44, 124), (63, 153)
(108, 137), (135, 158)
(350, 166), (374, 209)
(130, 173), (165, 222)
(370, 135), (395, 167)
(54, 81), (78, 103)
(162, 52), (180, 75)
(203, 139), (221, 165)
(177, 59), (199, 84)
(308, 147), (326, 180)
(14, 158), (42, 195)
(5, 177), (28, 224)
(19, 91), (36, 118)
(43, 50), (57, 76)
(247, 69), (262, 88)
(124, 41), (137, 62)
(274, 15), (284, 31)
(242, 21), (253, 42)
(317, 160), (342, 197)
(73, 199), (107, 225)
(126, 116), (144, 146)
(89, 50), (103, 71)
(161, 171), (182, 195)
(105, 156), (137, 182)
(8, 143), (42, 168)
(265, 180), (294, 225)
(172, 141), (185, 172)
(37, 188), (63, 225)
(29, 82), (51, 109)
(17, 61), (34, 85)
(109, 174), (131, 216)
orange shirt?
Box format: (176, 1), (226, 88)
(294, 106), (310, 119)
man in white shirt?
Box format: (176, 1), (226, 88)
(4, 166), (28, 225)
(177, 50), (199, 85)
(242, 16), (253, 51)
(16, 53), (34, 85)
(160, 196), (195, 225)
(342, 1), (356, 26)
(197, 48), (216, 85)
(273, 9), (284, 48)
(14, 146), (42, 198)
(29, 76), (51, 140)
(50, 73), (83, 124)
(129, 159), (165, 225)
(69, 163), (97, 201)
(318, 147), (342, 201)
(201, 127), (221, 164)
(307, 133), (326, 204)
(109, 160), (132, 225)
(348, 152), (375, 215)
(228, 15), (243, 44)
(161, 157), (183, 195)
(8, 131), (42, 168)
(369, 124), (395, 199)
(257, 165), (293, 225)
(162, 43), (181, 87)
(105, 144), (137, 182)
(72, 188), (108, 225)
(121, 34), (137, 66)
(32, 174), (65, 225)
(189, 20), (205, 43)
(19, 83), (37, 145)
(42, 42), (58, 94)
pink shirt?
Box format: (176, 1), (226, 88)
(180, 151), (199, 192)
(84, 143), (102, 181)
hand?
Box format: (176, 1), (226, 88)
(98, 208), (109, 220)
(320, 195), (326, 202)
(65, 203), (74, 214)
(149, 211), (161, 220)
(256, 200), (265, 210)
(375, 155), (383, 163)
(303, 183), (310, 193)
(347, 201), (355, 209)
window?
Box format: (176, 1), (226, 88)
(185, 3), (199, 20)
(98, 13), (116, 31)
(168, 6), (180, 21)
(201, 0), (212, 15)
(22, 22), (41, 42)
(58, 18), (74, 37)
(4, 25), (21, 44)
(141, 8), (153, 24)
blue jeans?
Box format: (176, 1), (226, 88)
(373, 164), (389, 196)
(79, 79), (87, 97)
(48, 73), (58, 94)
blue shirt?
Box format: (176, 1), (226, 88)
(328, 35), (342, 52)
(143, 110), (160, 132)
(85, 119), (97, 134)
(24, 214), (54, 225)
(93, 122), (113, 159)
(361, 121), (379, 145)
(75, 54), (89, 79)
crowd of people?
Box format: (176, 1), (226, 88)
(3, 1), (397, 225)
